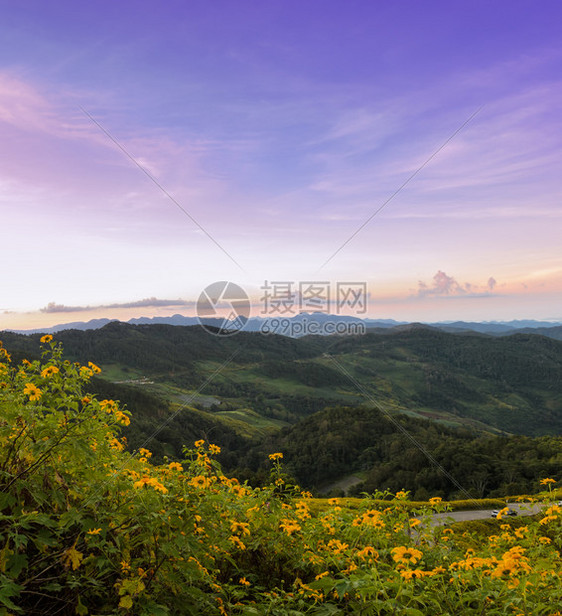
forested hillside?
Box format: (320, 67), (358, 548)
(2, 323), (561, 498)
(0, 336), (561, 614)
(246, 406), (562, 499)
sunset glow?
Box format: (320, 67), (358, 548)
(2, 1), (562, 330)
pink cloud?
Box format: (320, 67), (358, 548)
(417, 271), (498, 298)
(418, 270), (466, 296)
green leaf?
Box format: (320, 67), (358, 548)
(0, 575), (23, 610)
(119, 595), (133, 609)
(6, 554), (27, 579)
(0, 494), (15, 513)
(11, 536), (27, 550)
(75, 595), (88, 615)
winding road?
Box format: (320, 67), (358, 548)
(429, 502), (545, 526)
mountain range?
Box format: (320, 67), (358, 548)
(9, 313), (562, 340)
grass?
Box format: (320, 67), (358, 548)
(214, 408), (289, 431)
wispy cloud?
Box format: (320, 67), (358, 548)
(40, 298), (196, 313)
(298, 47), (562, 230)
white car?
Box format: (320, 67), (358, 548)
(491, 508), (517, 518)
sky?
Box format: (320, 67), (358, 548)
(1, 0), (562, 330)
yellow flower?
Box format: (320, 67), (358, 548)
(496, 507), (510, 520)
(196, 452), (210, 468)
(133, 476), (151, 489)
(540, 478), (556, 485)
(194, 439), (205, 447)
(367, 517), (385, 529)
(134, 476), (167, 493)
(357, 546), (379, 560)
(295, 503), (311, 520)
(504, 545), (526, 560)
(231, 484), (248, 498)
(279, 519), (301, 535)
(268, 452), (283, 461)
(400, 569), (426, 580)
(190, 476), (209, 489)
(100, 399), (116, 413)
(114, 410), (130, 426)
(327, 539), (348, 554)
(391, 546), (423, 565)
(395, 490), (409, 500)
(168, 462), (183, 471)
(362, 509), (382, 521)
(138, 447), (152, 458)
(88, 361), (101, 374)
(209, 443), (221, 455)
(41, 365), (59, 378)
(239, 577), (250, 587)
(40, 334), (53, 343)
(108, 438), (124, 451)
(429, 497), (442, 506)
(149, 479), (168, 493)
(409, 518), (421, 528)
(228, 535), (246, 550)
(491, 560), (518, 579)
(23, 383), (42, 401)
(539, 536), (552, 545)
(80, 366), (93, 378)
(230, 521), (250, 536)
(86, 528), (102, 535)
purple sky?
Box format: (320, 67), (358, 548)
(1, 1), (562, 329)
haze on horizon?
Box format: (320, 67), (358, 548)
(2, 1), (562, 331)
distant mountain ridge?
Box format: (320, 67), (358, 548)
(7, 314), (562, 340)
(2, 320), (562, 437)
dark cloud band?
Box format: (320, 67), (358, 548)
(40, 298), (195, 313)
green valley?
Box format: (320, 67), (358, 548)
(1, 323), (561, 498)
